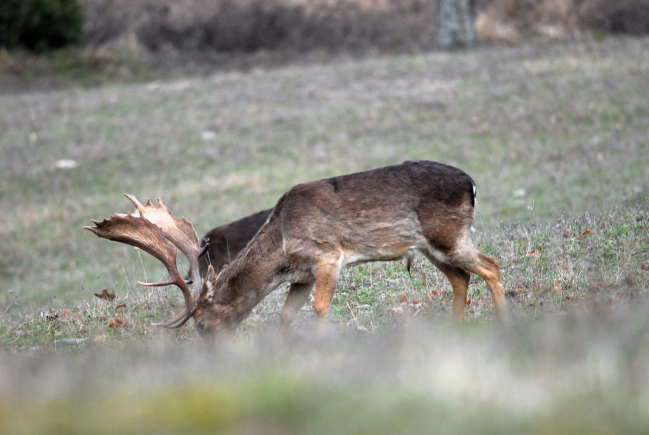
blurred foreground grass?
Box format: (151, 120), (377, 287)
(3, 305), (649, 434)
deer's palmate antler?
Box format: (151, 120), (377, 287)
(84, 194), (209, 328)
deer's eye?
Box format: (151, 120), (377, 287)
(197, 320), (205, 330)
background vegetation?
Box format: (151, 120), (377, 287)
(76, 0), (649, 54)
(3, 0), (649, 88)
(1, 1), (649, 433)
(0, 0), (82, 51)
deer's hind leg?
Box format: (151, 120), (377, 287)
(423, 231), (509, 322)
(280, 281), (315, 331)
(435, 263), (471, 323)
(466, 252), (509, 322)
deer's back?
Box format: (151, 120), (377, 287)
(275, 160), (476, 262)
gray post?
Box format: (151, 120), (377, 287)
(437, 0), (476, 50)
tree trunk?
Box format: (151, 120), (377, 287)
(436, 0), (476, 50)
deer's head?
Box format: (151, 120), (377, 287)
(191, 265), (240, 336)
(85, 194), (225, 336)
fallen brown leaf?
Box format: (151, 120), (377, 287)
(108, 315), (127, 329)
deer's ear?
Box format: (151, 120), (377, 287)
(199, 265), (218, 301)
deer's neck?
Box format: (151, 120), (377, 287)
(211, 221), (290, 319)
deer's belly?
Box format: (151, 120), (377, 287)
(341, 247), (414, 268)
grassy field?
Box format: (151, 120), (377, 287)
(1, 36), (649, 433)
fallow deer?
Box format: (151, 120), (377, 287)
(85, 160), (508, 336)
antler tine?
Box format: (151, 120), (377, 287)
(152, 307), (196, 329)
(84, 211), (195, 317)
(124, 194), (203, 298)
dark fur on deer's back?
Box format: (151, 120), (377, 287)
(276, 160), (476, 256)
(199, 208), (272, 275)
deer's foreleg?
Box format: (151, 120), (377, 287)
(312, 257), (343, 329)
(280, 281), (315, 330)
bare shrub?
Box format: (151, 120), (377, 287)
(75, 0), (649, 55)
(79, 0), (437, 54)
(80, 0), (134, 47)
(475, 0), (577, 43)
(476, 0), (649, 44)
(576, 0), (649, 35)
(0, 0), (83, 51)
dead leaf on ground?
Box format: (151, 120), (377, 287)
(94, 334), (107, 343)
(94, 289), (116, 301)
(108, 315), (127, 328)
